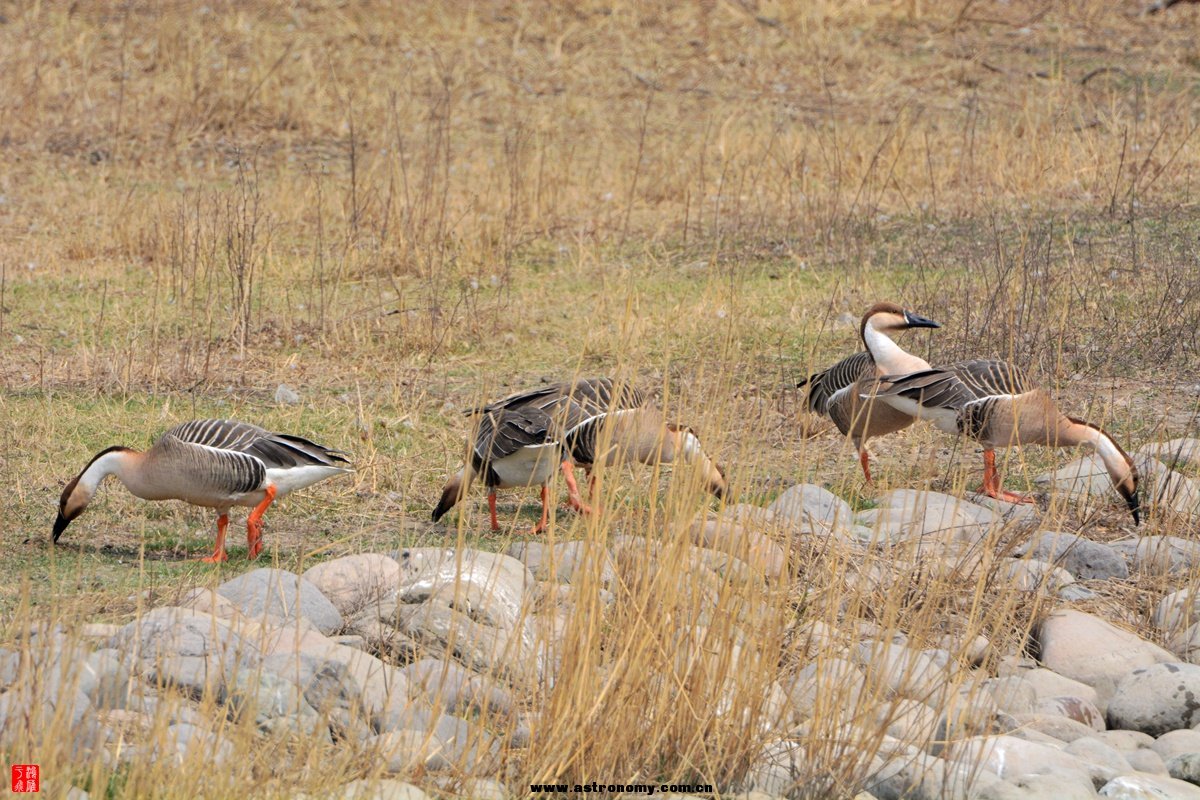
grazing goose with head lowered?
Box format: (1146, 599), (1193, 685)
(433, 377), (726, 532)
(798, 302), (941, 482)
(869, 359), (1140, 523)
(54, 419), (353, 561)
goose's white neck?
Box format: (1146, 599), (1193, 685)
(1071, 424), (1134, 483)
(862, 319), (928, 374)
(79, 450), (151, 498)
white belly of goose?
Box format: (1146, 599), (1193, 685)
(266, 465), (353, 498)
(491, 443), (559, 489)
(877, 395), (962, 435)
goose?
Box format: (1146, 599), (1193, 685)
(432, 377), (726, 532)
(54, 419), (353, 562)
(869, 359), (1140, 523)
(467, 376), (648, 513)
(797, 302), (941, 482)
(562, 402), (726, 503)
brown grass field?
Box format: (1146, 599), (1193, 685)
(3, 0), (1200, 797)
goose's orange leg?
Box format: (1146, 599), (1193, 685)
(488, 491), (500, 532)
(246, 485), (277, 560)
(562, 460), (593, 515)
(199, 514), (230, 563)
(531, 484), (550, 534)
(979, 450), (1034, 505)
(859, 450), (873, 484)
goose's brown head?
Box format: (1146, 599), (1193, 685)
(860, 302), (941, 343)
(53, 445), (131, 542)
(667, 423), (727, 499)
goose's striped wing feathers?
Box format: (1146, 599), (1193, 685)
(163, 419), (351, 470)
(799, 351), (875, 415)
(876, 360), (1035, 409)
(471, 377), (646, 418)
(473, 408), (556, 465)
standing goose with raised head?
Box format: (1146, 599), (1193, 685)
(869, 359), (1140, 523)
(54, 420), (353, 562)
(432, 377), (726, 532)
(798, 302), (941, 482)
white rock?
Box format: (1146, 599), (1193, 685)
(302, 554), (402, 617)
(1035, 455), (1119, 501)
(855, 490), (998, 545)
(1151, 728), (1200, 760)
(1035, 609), (1175, 704)
(1065, 736), (1133, 773)
(689, 518), (787, 579)
(335, 778), (431, 800)
(955, 734), (1107, 786)
(1127, 749), (1168, 775)
(1098, 773), (1200, 798)
(873, 698), (940, 745)
(1022, 668), (1101, 708)
(217, 568), (344, 635)
(998, 558), (1075, 593)
(505, 540), (616, 586)
(1095, 730), (1158, 754)
(852, 640), (949, 702)
(1138, 439), (1200, 470)
(783, 657), (868, 720)
(1007, 771), (1099, 800)
(1155, 589), (1200, 637)
(980, 676), (1038, 715)
(1036, 695), (1106, 731)
(768, 483), (856, 536)
(1112, 536), (1200, 575)
(1009, 712), (1104, 743)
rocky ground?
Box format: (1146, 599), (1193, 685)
(7, 439), (1200, 799)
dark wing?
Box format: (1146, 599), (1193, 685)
(468, 384), (568, 417)
(798, 351), (875, 416)
(472, 407), (556, 466)
(568, 377), (647, 413)
(470, 376), (646, 416)
(164, 419), (350, 469)
(874, 359), (1035, 410)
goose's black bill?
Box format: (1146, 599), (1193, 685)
(52, 511), (71, 542)
(903, 311), (941, 329)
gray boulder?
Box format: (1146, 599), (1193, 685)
(115, 607), (261, 701)
(505, 540), (616, 586)
(1019, 530), (1129, 581)
(1110, 536), (1200, 576)
(1108, 662), (1200, 736)
(768, 483), (855, 536)
(217, 568), (344, 634)
(302, 554), (401, 617)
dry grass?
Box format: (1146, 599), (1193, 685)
(3, 1), (1200, 797)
